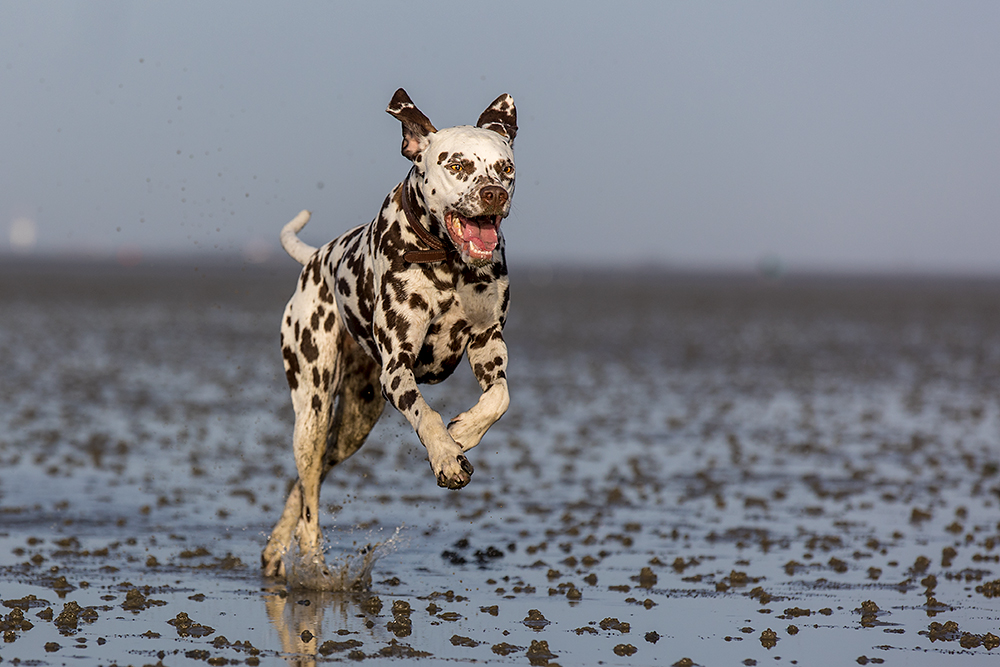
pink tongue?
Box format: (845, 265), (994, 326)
(463, 218), (498, 251)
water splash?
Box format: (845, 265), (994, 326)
(282, 526), (405, 591)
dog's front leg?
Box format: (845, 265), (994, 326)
(448, 323), (509, 451)
(382, 358), (473, 488)
(375, 325), (472, 489)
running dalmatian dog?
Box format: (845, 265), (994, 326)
(262, 89), (517, 577)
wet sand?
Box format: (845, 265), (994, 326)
(2, 259), (1000, 665)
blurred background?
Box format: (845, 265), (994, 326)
(2, 1), (999, 274)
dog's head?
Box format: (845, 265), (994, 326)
(387, 89), (517, 265)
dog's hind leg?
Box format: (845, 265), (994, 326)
(262, 306), (384, 578)
(262, 272), (342, 577)
(263, 479), (303, 577)
(321, 332), (385, 474)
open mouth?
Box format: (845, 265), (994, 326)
(445, 211), (501, 261)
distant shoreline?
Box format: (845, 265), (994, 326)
(3, 253), (1000, 285)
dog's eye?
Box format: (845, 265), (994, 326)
(503, 165), (514, 175)
(449, 164), (462, 172)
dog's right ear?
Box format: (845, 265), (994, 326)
(386, 88), (437, 161)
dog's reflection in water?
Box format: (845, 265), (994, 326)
(264, 588), (377, 666)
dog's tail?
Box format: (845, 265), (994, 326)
(280, 210), (318, 265)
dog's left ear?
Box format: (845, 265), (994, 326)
(477, 94), (517, 145)
(387, 88), (438, 161)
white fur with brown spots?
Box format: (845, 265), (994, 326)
(262, 89), (517, 578)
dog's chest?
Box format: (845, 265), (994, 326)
(409, 280), (503, 383)
(327, 230), (506, 384)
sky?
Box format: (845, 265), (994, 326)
(2, 1), (999, 272)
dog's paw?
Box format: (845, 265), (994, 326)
(261, 550), (286, 579)
(433, 453), (474, 489)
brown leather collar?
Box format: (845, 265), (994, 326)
(400, 185), (451, 264)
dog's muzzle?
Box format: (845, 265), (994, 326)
(445, 186), (509, 262)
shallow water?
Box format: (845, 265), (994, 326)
(2, 260), (1000, 665)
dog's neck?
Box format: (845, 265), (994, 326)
(400, 176), (452, 264)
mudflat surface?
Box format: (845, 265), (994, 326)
(2, 260), (1000, 666)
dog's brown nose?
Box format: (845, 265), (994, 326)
(479, 185), (508, 209)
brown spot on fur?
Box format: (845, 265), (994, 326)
(469, 327), (502, 350)
(417, 343), (435, 366)
(374, 325), (394, 357)
(301, 328), (319, 363)
(318, 282), (334, 304)
(383, 309), (410, 340)
(398, 389), (418, 412)
(282, 346), (300, 390)
(344, 308), (368, 348)
(408, 293), (429, 311)
(449, 325), (470, 352)
(337, 277), (351, 297)
(384, 275), (407, 303)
